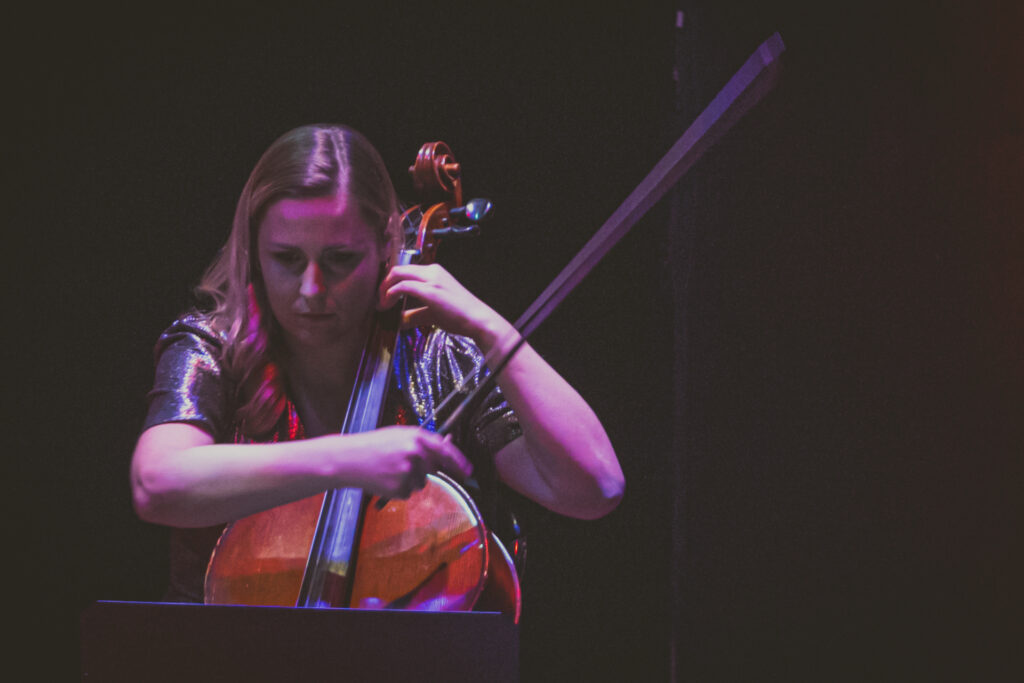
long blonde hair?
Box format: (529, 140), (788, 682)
(197, 124), (401, 436)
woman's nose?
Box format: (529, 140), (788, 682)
(299, 261), (325, 299)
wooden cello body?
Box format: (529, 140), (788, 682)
(203, 142), (520, 621)
(204, 473), (518, 615)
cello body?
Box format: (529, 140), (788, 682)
(204, 474), (520, 619)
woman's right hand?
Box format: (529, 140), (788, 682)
(331, 426), (473, 499)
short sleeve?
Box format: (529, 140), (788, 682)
(142, 314), (231, 442)
(445, 335), (523, 457)
(393, 327), (522, 457)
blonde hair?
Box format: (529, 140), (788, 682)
(197, 124), (401, 436)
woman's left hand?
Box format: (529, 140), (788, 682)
(377, 263), (510, 351)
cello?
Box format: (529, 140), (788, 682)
(203, 141), (521, 621)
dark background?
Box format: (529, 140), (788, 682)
(11, 1), (1022, 680)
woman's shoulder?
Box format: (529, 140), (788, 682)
(154, 311), (225, 359)
(145, 310), (233, 440)
(159, 310), (224, 341)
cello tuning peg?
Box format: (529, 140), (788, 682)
(448, 198), (493, 226)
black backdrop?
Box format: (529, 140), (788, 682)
(11, 2), (1022, 681)
(667, 3), (1022, 680)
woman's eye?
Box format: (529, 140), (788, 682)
(323, 251), (356, 268)
(272, 251), (303, 268)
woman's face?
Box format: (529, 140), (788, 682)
(256, 193), (387, 352)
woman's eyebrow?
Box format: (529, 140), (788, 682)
(265, 241), (359, 249)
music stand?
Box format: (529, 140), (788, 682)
(80, 601), (518, 682)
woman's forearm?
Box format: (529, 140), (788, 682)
(132, 425), (349, 527)
(131, 423), (471, 528)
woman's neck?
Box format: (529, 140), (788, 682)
(281, 338), (365, 437)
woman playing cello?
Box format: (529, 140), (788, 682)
(130, 123), (624, 604)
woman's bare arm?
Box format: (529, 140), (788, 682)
(130, 422), (471, 528)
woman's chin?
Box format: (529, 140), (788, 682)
(283, 319), (341, 348)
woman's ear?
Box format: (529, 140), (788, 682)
(379, 229), (396, 276)
(386, 212), (405, 256)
